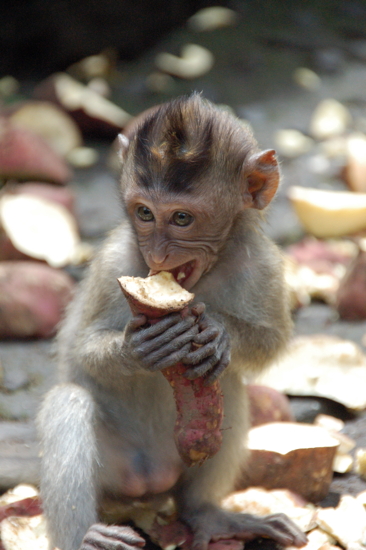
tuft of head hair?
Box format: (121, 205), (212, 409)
(131, 93), (257, 194)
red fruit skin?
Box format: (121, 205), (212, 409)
(118, 277), (224, 467)
(163, 363), (223, 466)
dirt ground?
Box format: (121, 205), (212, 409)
(2, 0), (366, 544)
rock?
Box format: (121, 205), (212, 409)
(310, 99), (352, 140)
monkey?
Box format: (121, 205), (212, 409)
(37, 93), (307, 550)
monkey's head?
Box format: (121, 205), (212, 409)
(118, 94), (280, 290)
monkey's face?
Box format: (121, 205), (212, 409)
(125, 188), (234, 290)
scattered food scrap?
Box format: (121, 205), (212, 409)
(257, 335), (366, 410)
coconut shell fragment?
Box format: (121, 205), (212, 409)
(238, 422), (339, 502)
(0, 261), (75, 338)
(118, 271), (224, 466)
(0, 118), (72, 185)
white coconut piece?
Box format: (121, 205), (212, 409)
(0, 484), (39, 506)
(355, 448), (366, 480)
(155, 44), (214, 79)
(188, 7), (238, 31)
(288, 185), (366, 238)
(316, 495), (366, 545)
(118, 272), (194, 311)
(0, 194), (80, 268)
(257, 335), (366, 410)
(10, 101), (82, 157)
(310, 99), (352, 140)
(293, 67), (321, 91)
(1, 515), (48, 550)
(345, 132), (366, 192)
(333, 453), (354, 474)
(274, 129), (314, 158)
(54, 72), (131, 128)
(66, 146), (99, 168)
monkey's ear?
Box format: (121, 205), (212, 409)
(243, 149), (280, 210)
(117, 133), (130, 163)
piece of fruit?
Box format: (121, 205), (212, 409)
(0, 118), (72, 185)
(288, 185), (366, 238)
(118, 271), (224, 466)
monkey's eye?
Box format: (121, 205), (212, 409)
(171, 211), (193, 227)
(137, 206), (154, 222)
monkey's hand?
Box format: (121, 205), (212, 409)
(80, 523), (145, 550)
(182, 304), (231, 383)
(123, 311), (199, 372)
(183, 504), (307, 550)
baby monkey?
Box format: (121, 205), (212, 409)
(38, 94), (306, 550)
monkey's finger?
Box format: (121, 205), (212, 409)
(193, 326), (220, 345)
(125, 314), (148, 335)
(149, 342), (193, 371)
(131, 314), (195, 349)
(191, 531), (210, 550)
(261, 514), (307, 547)
(182, 339), (218, 365)
(133, 318), (198, 356)
(143, 325), (199, 366)
(205, 347), (231, 385)
(190, 302), (206, 317)
(183, 349), (222, 379)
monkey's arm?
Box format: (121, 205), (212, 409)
(72, 311), (199, 380)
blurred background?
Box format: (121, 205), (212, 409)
(2, 0), (366, 543)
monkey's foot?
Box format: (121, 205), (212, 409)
(149, 518), (244, 550)
(80, 523), (145, 550)
(181, 504), (307, 550)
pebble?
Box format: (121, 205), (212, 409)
(274, 129), (314, 158)
(310, 98), (352, 140)
(293, 67), (321, 91)
(155, 44), (214, 80)
(187, 7), (238, 32)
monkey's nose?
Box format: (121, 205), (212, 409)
(149, 250), (169, 266)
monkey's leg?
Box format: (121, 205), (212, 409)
(38, 384), (145, 550)
(175, 374), (307, 550)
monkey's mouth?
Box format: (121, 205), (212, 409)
(149, 260), (196, 288)
(169, 261), (196, 287)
